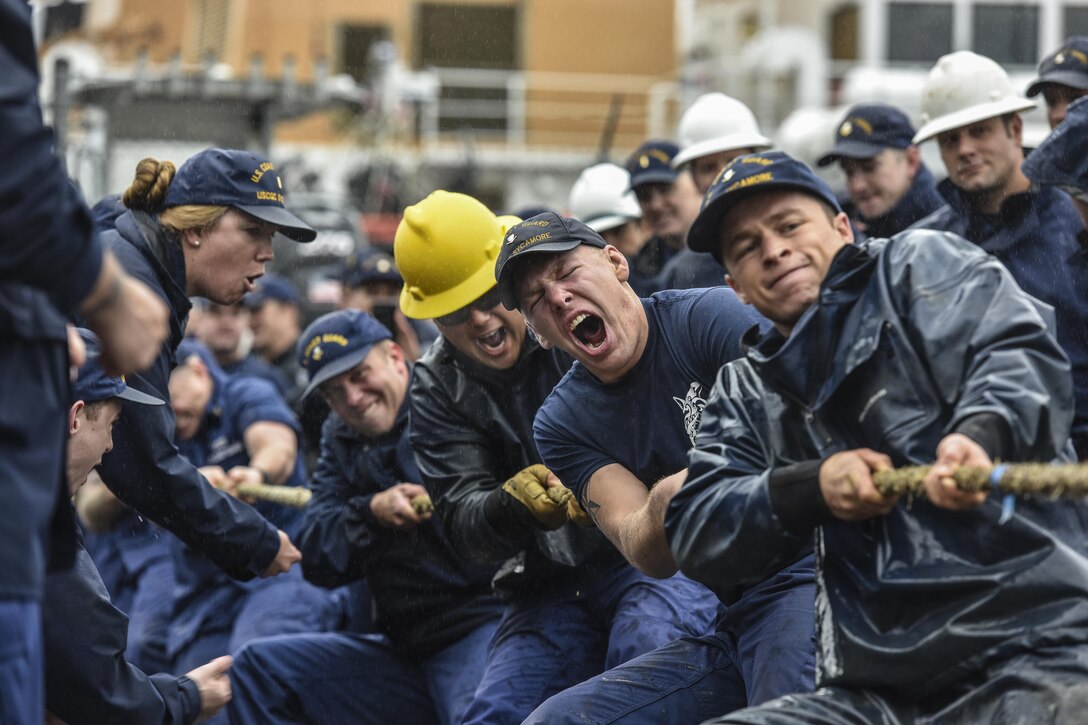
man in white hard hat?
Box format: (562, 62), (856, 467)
(1025, 37), (1088, 128)
(655, 93), (774, 291)
(568, 163), (656, 296)
(672, 92), (773, 196)
(914, 50), (1088, 461)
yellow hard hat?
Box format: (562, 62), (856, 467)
(395, 191), (517, 319)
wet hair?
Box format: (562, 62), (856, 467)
(122, 157), (229, 235)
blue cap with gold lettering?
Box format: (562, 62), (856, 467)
(625, 140), (680, 190)
(1023, 96), (1088, 193)
(688, 151), (841, 264)
(816, 104), (916, 167)
(165, 148), (317, 242)
(1027, 37), (1088, 97)
(494, 212), (607, 310)
(296, 309), (393, 400)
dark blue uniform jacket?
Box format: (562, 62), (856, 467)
(850, 163), (944, 238)
(297, 399), (501, 659)
(0, 0), (104, 597)
(95, 209), (279, 580)
(915, 181), (1088, 448)
(668, 231), (1088, 696)
(44, 527), (200, 725)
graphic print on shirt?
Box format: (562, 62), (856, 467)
(673, 381), (707, 446)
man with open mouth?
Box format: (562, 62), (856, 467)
(495, 212), (816, 723)
(395, 191), (718, 724)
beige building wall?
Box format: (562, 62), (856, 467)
(77, 0), (678, 151)
(521, 0), (676, 149)
(82, 0), (192, 64)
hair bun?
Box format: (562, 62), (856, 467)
(122, 158), (177, 212)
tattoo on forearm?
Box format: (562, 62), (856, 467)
(585, 497), (601, 524)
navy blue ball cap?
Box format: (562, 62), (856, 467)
(74, 329), (164, 406)
(1023, 95), (1088, 192)
(340, 250), (402, 289)
(296, 309), (393, 400)
(176, 337), (225, 376)
(243, 274), (300, 309)
(1027, 37), (1088, 97)
(164, 148), (317, 243)
(625, 140), (680, 190)
(688, 151), (842, 264)
(816, 104), (916, 167)
(510, 205), (555, 221)
(494, 212), (607, 310)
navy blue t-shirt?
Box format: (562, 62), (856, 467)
(534, 288), (763, 504)
(176, 373), (306, 535)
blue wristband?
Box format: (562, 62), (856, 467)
(989, 464), (1015, 525)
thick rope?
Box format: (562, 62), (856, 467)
(236, 483), (312, 508)
(236, 484), (435, 515)
(872, 463), (1088, 498)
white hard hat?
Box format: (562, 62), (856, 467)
(672, 93), (772, 168)
(567, 163), (641, 233)
(914, 50), (1037, 143)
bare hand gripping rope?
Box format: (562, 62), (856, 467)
(236, 484), (435, 515)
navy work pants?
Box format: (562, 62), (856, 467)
(170, 567), (341, 675)
(84, 517), (175, 675)
(0, 600), (43, 725)
(463, 564), (719, 725)
(227, 620), (499, 725)
(525, 555), (817, 724)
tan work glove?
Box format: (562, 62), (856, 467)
(541, 482), (594, 527)
(501, 464), (569, 530)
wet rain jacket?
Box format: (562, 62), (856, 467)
(667, 230), (1088, 695)
(96, 210), (280, 580)
(915, 180), (1088, 449)
(410, 335), (626, 592)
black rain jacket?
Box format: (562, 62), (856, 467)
(410, 335), (626, 593)
(667, 230), (1088, 696)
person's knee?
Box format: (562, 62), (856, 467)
(230, 637), (276, 678)
(522, 692), (568, 725)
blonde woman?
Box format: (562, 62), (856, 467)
(95, 149), (315, 589)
